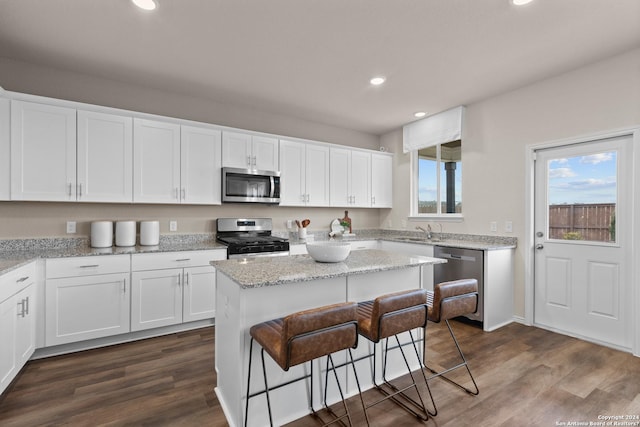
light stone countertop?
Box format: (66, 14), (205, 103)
(211, 249), (446, 289)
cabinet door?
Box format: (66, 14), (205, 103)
(0, 98), (9, 200)
(45, 273), (130, 346)
(279, 139), (306, 206)
(181, 126), (222, 204)
(11, 100), (76, 201)
(15, 284), (36, 366)
(371, 153), (393, 208)
(222, 131), (252, 168)
(252, 135), (278, 171)
(329, 147), (350, 206)
(77, 110), (133, 202)
(133, 118), (181, 203)
(183, 266), (216, 322)
(350, 150), (371, 207)
(305, 143), (330, 206)
(131, 269), (183, 331)
(0, 294), (18, 395)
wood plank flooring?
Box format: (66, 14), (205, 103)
(1, 321), (639, 426)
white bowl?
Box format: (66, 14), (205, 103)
(306, 241), (351, 263)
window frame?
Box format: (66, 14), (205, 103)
(409, 144), (464, 222)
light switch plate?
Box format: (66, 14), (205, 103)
(490, 221), (497, 232)
(66, 221), (76, 234)
(169, 220), (177, 232)
(505, 221), (513, 233)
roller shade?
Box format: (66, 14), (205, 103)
(402, 106), (465, 153)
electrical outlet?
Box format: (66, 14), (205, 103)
(490, 221), (497, 232)
(169, 220), (177, 232)
(505, 221), (513, 233)
(66, 221), (76, 234)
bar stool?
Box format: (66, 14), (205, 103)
(425, 279), (480, 413)
(356, 288), (435, 422)
(244, 301), (367, 427)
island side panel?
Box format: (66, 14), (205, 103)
(484, 248), (515, 331)
(346, 266), (424, 396)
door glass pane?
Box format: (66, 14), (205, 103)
(547, 151), (617, 242)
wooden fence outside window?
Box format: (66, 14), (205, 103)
(548, 203), (615, 242)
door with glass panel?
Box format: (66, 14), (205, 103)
(534, 135), (632, 349)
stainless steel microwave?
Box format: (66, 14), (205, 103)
(222, 167), (281, 204)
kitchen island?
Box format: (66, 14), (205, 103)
(212, 249), (446, 427)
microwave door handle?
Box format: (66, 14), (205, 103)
(270, 176), (275, 198)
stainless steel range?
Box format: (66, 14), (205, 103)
(216, 218), (289, 259)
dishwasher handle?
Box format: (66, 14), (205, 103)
(438, 252), (477, 262)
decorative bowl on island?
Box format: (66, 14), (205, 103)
(306, 241), (351, 263)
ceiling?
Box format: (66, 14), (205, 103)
(0, 0), (638, 136)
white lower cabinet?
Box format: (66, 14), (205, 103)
(45, 255), (131, 346)
(131, 250), (225, 332)
(1, 262), (37, 395)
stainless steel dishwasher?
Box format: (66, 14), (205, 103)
(434, 246), (484, 323)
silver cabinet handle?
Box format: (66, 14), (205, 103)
(177, 274), (181, 287)
(122, 278), (127, 293)
(306, 194), (310, 203)
(175, 258), (191, 262)
(181, 188), (186, 200)
(252, 156), (257, 166)
(80, 264), (100, 268)
(16, 276), (29, 283)
(372, 196), (375, 205)
(25, 296), (29, 315)
(78, 183), (83, 198)
(247, 155), (252, 166)
(174, 187), (179, 200)
(301, 194), (306, 202)
(68, 182), (73, 197)
(185, 272), (190, 286)
(17, 299), (25, 318)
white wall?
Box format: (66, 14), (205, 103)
(384, 47), (640, 317)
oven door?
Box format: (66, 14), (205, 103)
(222, 167), (281, 204)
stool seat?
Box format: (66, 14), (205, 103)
(251, 302), (358, 370)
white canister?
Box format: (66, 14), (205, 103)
(115, 221), (136, 247)
(140, 221), (160, 246)
(90, 221), (113, 248)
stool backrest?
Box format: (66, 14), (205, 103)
(283, 302), (358, 368)
(429, 279), (478, 322)
(372, 289), (428, 341)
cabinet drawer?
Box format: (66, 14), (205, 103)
(0, 262), (37, 303)
(132, 250), (226, 271)
(46, 255), (130, 279)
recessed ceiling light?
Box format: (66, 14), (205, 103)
(414, 112), (427, 118)
(370, 77), (386, 86)
(132, 0), (157, 11)
(512, 0), (534, 5)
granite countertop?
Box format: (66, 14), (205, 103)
(0, 235), (227, 275)
(212, 249), (446, 289)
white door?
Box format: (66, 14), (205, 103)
(131, 269), (183, 331)
(222, 131), (252, 168)
(181, 125), (222, 204)
(183, 266), (216, 322)
(305, 143), (330, 206)
(371, 153), (393, 208)
(133, 118), (181, 203)
(279, 139), (306, 206)
(77, 110), (133, 202)
(45, 273), (130, 346)
(534, 135), (632, 349)
(252, 135), (278, 171)
(350, 150), (371, 207)
(11, 100), (77, 201)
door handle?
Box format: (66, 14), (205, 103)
(535, 244), (544, 250)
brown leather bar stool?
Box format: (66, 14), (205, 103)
(356, 288), (435, 422)
(244, 301), (367, 427)
(425, 278), (480, 413)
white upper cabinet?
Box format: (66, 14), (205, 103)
(330, 147), (371, 208)
(77, 110), (133, 203)
(371, 153), (393, 208)
(11, 100), (76, 201)
(222, 131), (278, 171)
(180, 126), (222, 205)
(133, 118), (181, 203)
(0, 98), (9, 200)
(279, 139), (330, 206)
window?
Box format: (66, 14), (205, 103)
(414, 140), (462, 216)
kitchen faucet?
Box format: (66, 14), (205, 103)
(416, 225), (432, 240)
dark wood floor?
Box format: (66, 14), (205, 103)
(1, 321), (639, 426)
